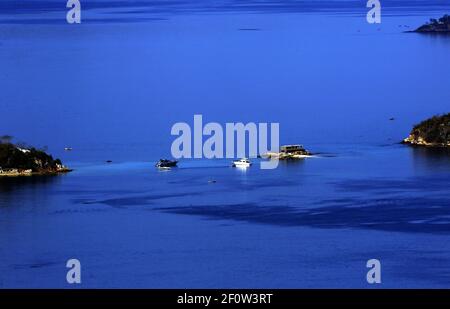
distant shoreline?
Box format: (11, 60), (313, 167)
(402, 113), (450, 149)
(0, 168), (72, 177)
(0, 138), (72, 177)
(407, 14), (450, 34)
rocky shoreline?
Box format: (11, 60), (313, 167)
(410, 14), (450, 34)
(0, 137), (72, 177)
(402, 113), (450, 148)
(0, 167), (72, 177)
(402, 136), (450, 148)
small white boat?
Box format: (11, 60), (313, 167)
(232, 158), (252, 168)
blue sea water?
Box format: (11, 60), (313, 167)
(0, 1), (450, 288)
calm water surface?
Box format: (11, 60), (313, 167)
(0, 2), (449, 287)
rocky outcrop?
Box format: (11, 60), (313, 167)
(263, 144), (312, 160)
(413, 14), (450, 33)
(0, 139), (71, 176)
(402, 113), (450, 148)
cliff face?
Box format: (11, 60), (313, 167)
(403, 113), (450, 147)
(0, 142), (70, 175)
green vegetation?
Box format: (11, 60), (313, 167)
(0, 136), (66, 173)
(403, 113), (450, 147)
(415, 14), (450, 33)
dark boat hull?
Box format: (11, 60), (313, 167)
(155, 160), (178, 168)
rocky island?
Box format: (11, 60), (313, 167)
(264, 144), (312, 160)
(412, 14), (450, 33)
(402, 113), (450, 148)
(0, 136), (71, 177)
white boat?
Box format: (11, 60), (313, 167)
(232, 158), (252, 168)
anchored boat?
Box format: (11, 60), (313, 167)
(156, 159), (178, 168)
(232, 158), (252, 168)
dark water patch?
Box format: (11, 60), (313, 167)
(76, 191), (200, 207)
(225, 179), (301, 191)
(157, 195), (450, 234)
(314, 197), (362, 205)
(0, 1), (65, 14)
(0, 175), (60, 194)
(410, 146), (450, 156)
(378, 142), (402, 147)
(57, 188), (142, 195)
(0, 1), (187, 15)
(333, 175), (450, 193)
(1, 1), (448, 18)
(13, 261), (59, 270)
(0, 17), (168, 25)
(166, 175), (219, 185)
(50, 208), (109, 215)
(238, 28), (262, 31)
(169, 173), (303, 190)
(78, 17), (169, 24)
(410, 147), (450, 171)
(1, 2), (448, 26)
